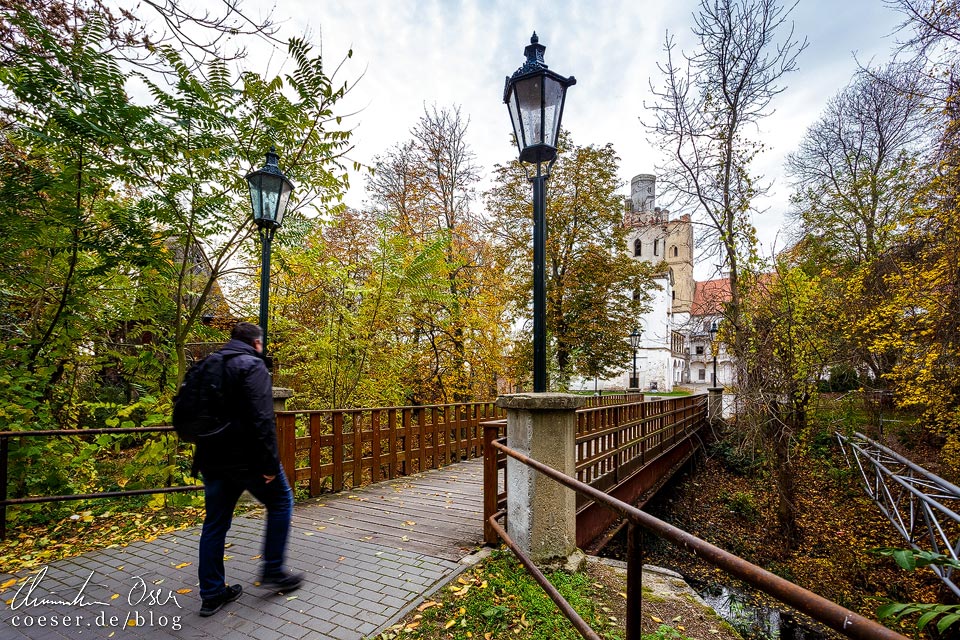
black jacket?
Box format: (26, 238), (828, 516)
(194, 339), (282, 478)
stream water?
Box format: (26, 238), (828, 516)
(689, 579), (833, 640)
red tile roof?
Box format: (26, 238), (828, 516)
(691, 278), (731, 316)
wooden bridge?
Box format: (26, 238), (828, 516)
(273, 393), (709, 551)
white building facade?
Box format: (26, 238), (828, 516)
(573, 173), (733, 394)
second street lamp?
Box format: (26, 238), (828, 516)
(503, 32), (576, 392)
(246, 147), (294, 365)
(629, 328), (641, 390)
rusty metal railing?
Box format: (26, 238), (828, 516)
(0, 426), (202, 540)
(482, 394), (707, 548)
(487, 437), (909, 640)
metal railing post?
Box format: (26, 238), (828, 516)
(483, 421), (501, 545)
(1, 435), (8, 541)
(626, 522), (643, 639)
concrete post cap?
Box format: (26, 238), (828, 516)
(272, 387), (295, 399)
(496, 393), (586, 411)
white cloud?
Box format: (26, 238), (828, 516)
(274, 0), (904, 265)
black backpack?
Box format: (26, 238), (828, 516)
(172, 351), (239, 442)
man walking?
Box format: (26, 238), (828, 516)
(195, 321), (303, 617)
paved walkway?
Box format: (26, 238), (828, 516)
(1, 460), (486, 640)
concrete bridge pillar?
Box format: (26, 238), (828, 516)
(496, 393), (585, 567)
(273, 387), (294, 412)
(708, 386), (723, 425)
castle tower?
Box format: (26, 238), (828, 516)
(624, 174), (695, 314)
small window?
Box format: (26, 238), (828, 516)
(634, 238), (642, 257)
(698, 368), (706, 381)
(695, 346), (704, 355)
(672, 291), (676, 300)
(632, 289), (641, 302)
(653, 239), (660, 256)
(673, 246), (678, 257)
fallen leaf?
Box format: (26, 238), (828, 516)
(111, 594), (120, 600)
(176, 589), (192, 595)
(403, 520), (416, 526)
(316, 526), (326, 531)
(444, 619), (457, 629)
(174, 562), (191, 569)
(416, 601), (440, 612)
(0, 578), (17, 592)
(401, 536), (409, 542)
(651, 616), (663, 623)
(405, 621), (420, 630)
(303, 532), (314, 536)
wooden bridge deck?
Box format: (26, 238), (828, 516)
(289, 457), (486, 562)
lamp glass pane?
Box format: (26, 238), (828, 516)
(515, 75), (544, 146)
(542, 76), (565, 148)
(247, 178), (263, 221)
(258, 174), (283, 223)
(507, 90), (525, 149)
(275, 180), (293, 226)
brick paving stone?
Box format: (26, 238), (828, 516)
(0, 459), (486, 640)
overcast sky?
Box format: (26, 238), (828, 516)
(264, 0), (905, 274)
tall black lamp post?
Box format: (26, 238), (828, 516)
(709, 320), (718, 387)
(629, 329), (641, 389)
(503, 32), (576, 393)
(246, 147), (294, 363)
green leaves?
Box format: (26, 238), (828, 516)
(871, 547), (960, 571)
(877, 601), (960, 634)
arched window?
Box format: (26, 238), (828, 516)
(632, 289), (641, 302)
(633, 238), (642, 257)
(653, 239), (660, 256)
(673, 245), (678, 257)
(672, 291), (676, 300)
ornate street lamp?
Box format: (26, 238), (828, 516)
(246, 147), (294, 362)
(709, 320), (718, 387)
(504, 32), (576, 392)
(629, 328), (641, 389)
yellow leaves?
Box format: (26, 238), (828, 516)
(111, 593), (120, 600)
(416, 601), (440, 612)
(174, 562), (191, 569)
(176, 588), (192, 595)
(0, 578), (17, 593)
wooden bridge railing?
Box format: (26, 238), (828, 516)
(482, 393), (708, 546)
(273, 393), (641, 496)
(275, 401), (506, 496)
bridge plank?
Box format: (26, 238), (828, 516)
(288, 458), (486, 562)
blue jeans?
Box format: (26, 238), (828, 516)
(198, 471), (294, 599)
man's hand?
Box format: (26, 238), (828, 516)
(263, 475), (276, 483)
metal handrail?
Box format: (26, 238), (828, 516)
(489, 438), (909, 640)
(0, 426), (202, 540)
(838, 431), (960, 597)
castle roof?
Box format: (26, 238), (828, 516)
(691, 277), (731, 316)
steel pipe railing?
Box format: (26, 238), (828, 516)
(489, 438), (909, 640)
